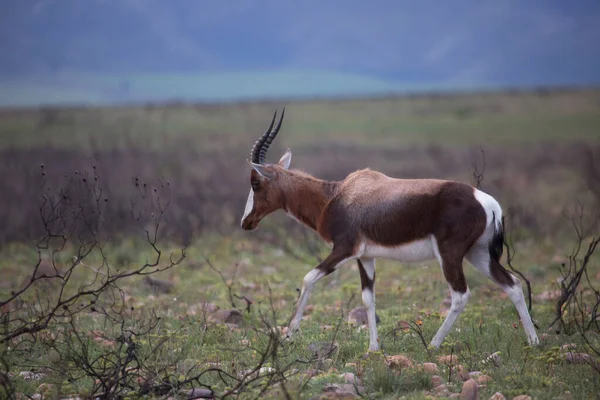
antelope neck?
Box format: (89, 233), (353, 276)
(282, 172), (338, 231)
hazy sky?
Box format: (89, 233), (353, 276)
(1, 1), (600, 104)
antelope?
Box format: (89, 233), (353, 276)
(240, 109), (539, 351)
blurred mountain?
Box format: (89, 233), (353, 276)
(1, 0), (600, 106)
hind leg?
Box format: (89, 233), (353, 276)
(430, 240), (471, 348)
(466, 245), (539, 345)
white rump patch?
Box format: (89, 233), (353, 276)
(473, 189), (502, 229)
(473, 188), (503, 244)
(241, 189), (254, 226)
(362, 236), (436, 263)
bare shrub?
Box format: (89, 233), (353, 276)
(0, 141), (251, 245)
(0, 160), (186, 399)
(550, 206), (600, 334)
(579, 142), (600, 206)
(0, 155), (341, 398)
(0, 136), (596, 247)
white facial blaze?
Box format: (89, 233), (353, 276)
(241, 189), (254, 226)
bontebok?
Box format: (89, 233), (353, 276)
(241, 109), (539, 351)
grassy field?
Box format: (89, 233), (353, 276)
(2, 88), (600, 399)
(2, 88), (600, 151)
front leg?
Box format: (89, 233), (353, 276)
(287, 247), (355, 336)
(357, 258), (379, 351)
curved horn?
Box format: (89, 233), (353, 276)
(249, 108), (286, 165)
(250, 111), (277, 164)
(258, 107), (285, 164)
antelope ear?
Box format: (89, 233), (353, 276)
(248, 161), (275, 180)
(278, 148), (292, 170)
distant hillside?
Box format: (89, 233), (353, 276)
(2, 1), (600, 106)
(0, 70), (493, 107)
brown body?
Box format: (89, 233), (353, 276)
(241, 110), (539, 351)
(324, 173), (484, 247)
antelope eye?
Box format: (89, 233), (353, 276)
(251, 180), (260, 191)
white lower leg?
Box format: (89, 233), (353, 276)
(466, 246), (539, 345)
(505, 282), (539, 345)
(430, 289), (471, 348)
(288, 269), (324, 334)
(358, 258), (379, 351)
(362, 288), (379, 351)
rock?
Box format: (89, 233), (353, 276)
(239, 279), (256, 290)
(311, 392), (360, 399)
(202, 302), (220, 313)
(323, 383), (364, 394)
(488, 392), (506, 400)
(451, 341), (469, 353)
(340, 372), (361, 385)
(308, 342), (339, 358)
(179, 359), (200, 375)
(362, 350), (382, 361)
(347, 307), (380, 326)
(211, 309), (243, 326)
(540, 333), (550, 342)
(323, 383), (365, 395)
(468, 371), (482, 378)
(18, 371), (46, 381)
(512, 396), (532, 400)
(477, 374), (493, 384)
(421, 362), (439, 374)
(201, 362), (222, 370)
(187, 302), (220, 316)
(457, 369), (471, 382)
(397, 320), (412, 330)
(432, 384), (451, 396)
(386, 354), (414, 369)
(142, 276), (174, 294)
(304, 369), (325, 378)
(35, 383), (55, 396)
(250, 366), (274, 379)
(438, 354), (459, 365)
(560, 343), (577, 351)
(279, 326), (290, 336)
(239, 366), (275, 379)
(187, 388), (215, 399)
(564, 352), (593, 364)
(481, 351), (501, 367)
(536, 290), (561, 301)
(460, 379), (479, 400)
(259, 366), (275, 375)
(431, 375), (444, 387)
(262, 266), (277, 274)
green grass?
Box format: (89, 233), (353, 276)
(1, 88), (600, 150)
(2, 88), (600, 398)
(2, 232), (599, 399)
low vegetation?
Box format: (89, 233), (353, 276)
(1, 88), (600, 399)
